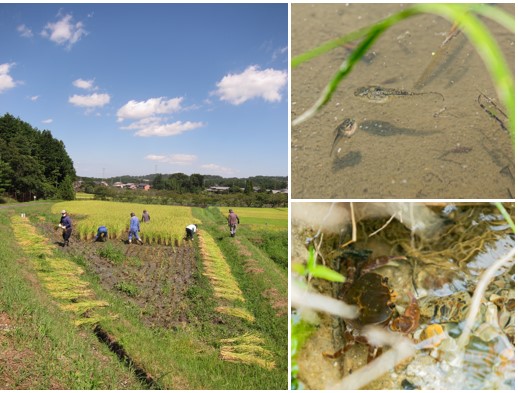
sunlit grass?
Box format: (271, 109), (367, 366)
(218, 207), (288, 229)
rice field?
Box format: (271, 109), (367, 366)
(218, 207), (288, 229)
(2, 201), (287, 389)
(52, 201), (198, 245)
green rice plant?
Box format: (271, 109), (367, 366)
(292, 4), (514, 142)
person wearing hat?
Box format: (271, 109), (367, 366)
(59, 210), (73, 246)
(185, 223), (198, 240)
(128, 212), (143, 244)
(227, 209), (240, 237)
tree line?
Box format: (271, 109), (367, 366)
(83, 186), (288, 208)
(0, 113), (76, 202)
(79, 173), (288, 194)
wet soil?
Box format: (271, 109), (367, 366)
(41, 222), (197, 329)
(291, 4), (514, 198)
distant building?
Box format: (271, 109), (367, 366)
(206, 186), (230, 193)
(138, 183), (151, 191)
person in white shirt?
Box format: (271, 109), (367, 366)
(185, 224), (198, 240)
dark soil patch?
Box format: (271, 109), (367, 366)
(94, 325), (159, 389)
(38, 222), (198, 329)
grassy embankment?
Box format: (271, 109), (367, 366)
(194, 206), (288, 378)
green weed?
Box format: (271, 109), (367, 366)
(114, 281), (139, 297)
(98, 243), (125, 264)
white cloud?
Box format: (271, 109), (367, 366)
(116, 97), (184, 121)
(272, 46), (288, 61)
(0, 63), (18, 94)
(17, 24), (33, 38)
(69, 93), (110, 108)
(134, 120), (204, 137)
(213, 65), (287, 105)
(117, 96), (204, 137)
(30, 95), (40, 101)
(41, 14), (87, 49)
(200, 163), (236, 176)
(42, 118), (53, 124)
(73, 78), (96, 90)
(145, 154), (197, 165)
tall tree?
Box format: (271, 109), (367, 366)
(0, 113), (76, 201)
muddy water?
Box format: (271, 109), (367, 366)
(291, 4), (514, 198)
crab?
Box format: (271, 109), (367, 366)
(325, 252), (420, 362)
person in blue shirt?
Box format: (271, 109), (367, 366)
(59, 209), (73, 246)
(94, 226), (108, 242)
(128, 212), (143, 244)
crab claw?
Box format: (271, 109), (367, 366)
(389, 292), (420, 334)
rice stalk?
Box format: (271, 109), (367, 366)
(220, 345), (276, 370)
(60, 300), (109, 314)
(220, 332), (266, 345)
(215, 306), (255, 322)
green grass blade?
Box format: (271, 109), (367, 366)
(292, 25), (372, 68)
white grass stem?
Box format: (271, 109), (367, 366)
(292, 281), (359, 320)
(458, 247), (515, 348)
(328, 326), (415, 390)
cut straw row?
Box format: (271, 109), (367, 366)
(11, 215), (108, 326)
(197, 231), (275, 369)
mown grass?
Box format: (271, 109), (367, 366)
(0, 206), (143, 389)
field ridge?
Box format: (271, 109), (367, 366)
(198, 230), (276, 370)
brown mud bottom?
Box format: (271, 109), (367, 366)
(93, 324), (160, 389)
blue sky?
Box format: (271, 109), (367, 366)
(0, 4), (288, 178)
